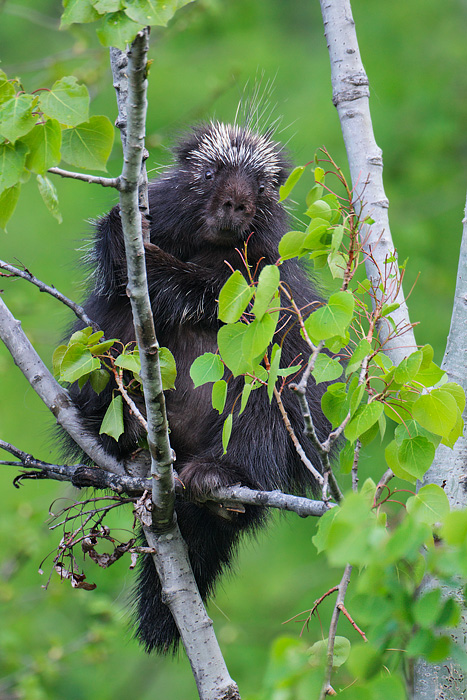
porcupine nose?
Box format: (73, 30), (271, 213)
(221, 176), (256, 228)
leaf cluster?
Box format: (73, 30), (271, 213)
(61, 0), (195, 49)
(0, 71), (114, 227)
(53, 326), (176, 441)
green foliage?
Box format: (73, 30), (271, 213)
(61, 0), (195, 48)
(189, 158), (466, 696)
(0, 69), (114, 228)
(53, 327), (176, 440)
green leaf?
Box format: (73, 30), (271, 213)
(38, 77), (89, 127)
(242, 312), (277, 361)
(61, 0), (100, 25)
(304, 291), (354, 342)
(305, 199), (332, 221)
(311, 353), (343, 384)
(86, 330), (104, 344)
(308, 636), (350, 668)
(306, 183), (323, 207)
(314, 166), (325, 183)
(442, 382), (466, 413)
(52, 344), (68, 378)
(252, 265), (280, 320)
(406, 484), (450, 525)
(0, 141), (29, 194)
(339, 440), (355, 474)
(61, 116), (114, 171)
(93, 0), (124, 11)
(349, 381), (365, 417)
(0, 184), (20, 228)
(190, 352), (224, 387)
(96, 11), (145, 49)
(373, 351), (393, 373)
(278, 230), (306, 260)
(89, 368), (110, 394)
(124, 0), (193, 25)
(398, 436), (436, 479)
(441, 509), (467, 545)
(218, 270), (253, 323)
(346, 338), (372, 376)
(412, 388), (459, 437)
(321, 382), (347, 428)
(327, 250), (347, 279)
(88, 339), (117, 355)
(414, 589), (442, 628)
(99, 394), (124, 441)
(384, 439), (415, 483)
(217, 323), (250, 376)
(0, 76), (15, 106)
(345, 401), (384, 443)
(278, 165), (305, 202)
(420, 344), (434, 369)
(159, 347), (177, 390)
(394, 419), (441, 448)
(239, 381), (254, 415)
(61, 345), (100, 383)
(380, 301), (400, 317)
(22, 119), (62, 174)
(413, 361), (445, 388)
(69, 327), (94, 343)
(442, 410), (464, 449)
(115, 353), (141, 373)
(322, 193), (341, 223)
(303, 217), (330, 250)
(222, 413), (233, 454)
(394, 349), (423, 384)
(0, 95), (37, 143)
(212, 379), (227, 413)
(331, 224), (344, 252)
(36, 174), (62, 223)
(267, 343), (282, 401)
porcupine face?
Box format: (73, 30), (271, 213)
(173, 122), (290, 247)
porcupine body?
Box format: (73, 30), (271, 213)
(68, 121), (331, 653)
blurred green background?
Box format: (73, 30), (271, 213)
(0, 0), (466, 697)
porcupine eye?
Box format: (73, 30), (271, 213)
(258, 182), (265, 194)
(204, 169), (215, 180)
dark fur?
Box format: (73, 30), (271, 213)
(67, 123), (330, 653)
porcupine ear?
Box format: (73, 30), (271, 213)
(172, 124), (210, 164)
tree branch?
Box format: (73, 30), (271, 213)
(48, 167), (120, 188)
(112, 31), (174, 529)
(413, 193), (467, 699)
(0, 440), (332, 518)
(319, 0), (417, 364)
(110, 34), (240, 699)
(0, 298), (125, 476)
(319, 564), (353, 700)
(0, 259), (100, 331)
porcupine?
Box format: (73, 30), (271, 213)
(67, 121), (331, 653)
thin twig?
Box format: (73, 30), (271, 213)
(319, 564), (353, 700)
(48, 167), (120, 188)
(0, 259), (100, 331)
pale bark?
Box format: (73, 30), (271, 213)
(413, 195), (467, 699)
(319, 0), (417, 364)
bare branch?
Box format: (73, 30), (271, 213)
(319, 564), (353, 700)
(0, 259), (100, 331)
(48, 167), (120, 188)
(112, 30), (175, 529)
(0, 441), (332, 518)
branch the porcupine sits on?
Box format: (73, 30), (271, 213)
(64, 120), (331, 653)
